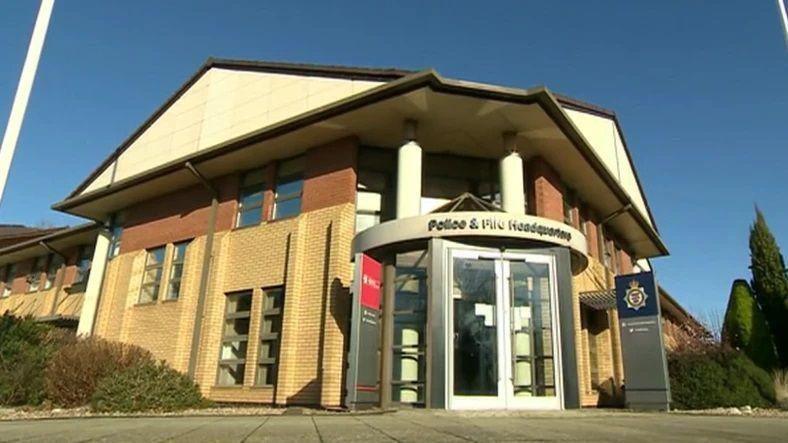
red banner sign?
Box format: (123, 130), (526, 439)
(359, 254), (382, 310)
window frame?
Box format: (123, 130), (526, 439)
(165, 241), (190, 300)
(43, 253), (63, 291)
(255, 286), (285, 387)
(73, 245), (94, 286)
(27, 256), (47, 292)
(272, 157), (304, 220)
(138, 245), (166, 303)
(236, 168), (267, 228)
(217, 290), (254, 387)
(108, 224), (123, 259)
(1, 264), (16, 298)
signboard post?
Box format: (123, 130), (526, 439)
(615, 271), (671, 411)
(344, 253), (382, 409)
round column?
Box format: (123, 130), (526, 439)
(396, 120), (422, 218)
(500, 132), (525, 215)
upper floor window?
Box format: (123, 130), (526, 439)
(139, 246), (165, 303)
(166, 241), (190, 300)
(563, 191), (576, 227)
(237, 168), (266, 228)
(273, 157), (304, 220)
(109, 224), (123, 259)
(73, 245), (94, 286)
(44, 254), (63, 290)
(28, 256), (47, 292)
(1, 264), (16, 298)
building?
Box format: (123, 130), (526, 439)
(2, 59), (697, 409)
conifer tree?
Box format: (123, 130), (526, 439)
(722, 279), (778, 369)
(749, 208), (788, 367)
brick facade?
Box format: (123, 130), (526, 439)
(526, 156), (564, 222)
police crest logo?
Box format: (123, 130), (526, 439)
(624, 279), (648, 311)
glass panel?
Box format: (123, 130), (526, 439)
(170, 263), (184, 280)
(224, 317), (250, 336)
(256, 364), (276, 386)
(263, 289), (283, 310)
(393, 313), (424, 347)
(391, 251), (428, 405)
(276, 178), (303, 198)
(238, 207), (263, 227)
(239, 189), (264, 208)
(258, 340), (277, 360)
(218, 363), (245, 386)
(173, 242), (189, 262)
(221, 340), (248, 360)
(510, 261), (556, 397)
(260, 316), (281, 335)
(392, 383), (424, 404)
(147, 247), (166, 267)
(227, 292), (252, 313)
(242, 168), (266, 186)
(167, 281), (181, 300)
(143, 267), (162, 283)
(139, 284), (159, 303)
(274, 198), (301, 219)
(452, 257), (497, 396)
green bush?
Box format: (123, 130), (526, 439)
(0, 314), (73, 406)
(669, 346), (776, 409)
(45, 338), (154, 407)
(722, 279), (778, 369)
(91, 361), (206, 413)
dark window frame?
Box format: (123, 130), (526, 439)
(1, 264), (16, 298)
(273, 157), (304, 220)
(27, 256), (47, 292)
(217, 290), (254, 386)
(165, 241), (190, 300)
(236, 168), (267, 228)
(73, 245), (94, 286)
(255, 286), (285, 387)
(139, 245), (166, 303)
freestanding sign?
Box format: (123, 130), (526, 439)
(345, 253), (382, 409)
(615, 271), (671, 410)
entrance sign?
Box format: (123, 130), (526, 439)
(345, 253), (382, 409)
(615, 271), (671, 410)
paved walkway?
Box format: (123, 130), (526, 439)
(1, 410), (787, 442)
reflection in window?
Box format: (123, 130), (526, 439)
(44, 254), (63, 290)
(73, 245), (94, 285)
(0, 264), (15, 297)
(166, 241), (190, 300)
(391, 251), (428, 406)
(139, 246), (165, 303)
(237, 168), (266, 227)
(218, 291), (253, 386)
(273, 157), (303, 219)
(256, 287), (284, 386)
(28, 256), (47, 292)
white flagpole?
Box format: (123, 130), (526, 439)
(0, 0), (55, 206)
(779, 0), (788, 46)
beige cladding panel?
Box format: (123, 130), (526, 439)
(80, 69), (382, 195)
(563, 108), (652, 228)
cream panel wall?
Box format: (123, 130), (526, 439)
(564, 108), (653, 227)
(79, 69), (382, 196)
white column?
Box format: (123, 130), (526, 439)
(499, 132), (525, 215)
(76, 228), (111, 336)
(396, 120), (422, 218)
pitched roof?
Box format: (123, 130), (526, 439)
(0, 224), (65, 248)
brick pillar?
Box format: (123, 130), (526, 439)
(526, 156), (564, 222)
(619, 250), (633, 274)
(585, 218), (599, 261)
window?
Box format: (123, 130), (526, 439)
(73, 245), (94, 285)
(109, 224), (123, 259)
(139, 246), (165, 303)
(563, 191), (576, 226)
(273, 157), (304, 219)
(356, 170), (387, 233)
(237, 168), (266, 228)
(218, 291), (253, 386)
(1, 264), (16, 298)
(44, 254), (63, 290)
(166, 241), (190, 300)
(578, 207), (589, 236)
(256, 287), (285, 386)
(28, 256), (47, 292)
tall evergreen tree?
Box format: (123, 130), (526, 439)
(722, 279), (778, 369)
(749, 208), (788, 367)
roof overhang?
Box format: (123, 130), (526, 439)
(0, 223), (100, 266)
(53, 71), (667, 258)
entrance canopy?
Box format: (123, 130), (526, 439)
(352, 194), (589, 274)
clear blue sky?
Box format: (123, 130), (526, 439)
(1, 1), (786, 319)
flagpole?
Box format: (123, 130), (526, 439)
(0, 0), (55, 206)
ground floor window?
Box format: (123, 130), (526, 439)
(391, 251), (428, 406)
(256, 286), (284, 386)
(218, 291), (253, 386)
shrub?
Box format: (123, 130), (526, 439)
(0, 314), (72, 406)
(668, 345), (775, 409)
(91, 361), (206, 413)
(45, 338), (154, 407)
(721, 279), (778, 370)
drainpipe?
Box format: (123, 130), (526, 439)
(185, 161), (219, 380)
(39, 241), (66, 317)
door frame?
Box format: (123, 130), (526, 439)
(445, 247), (564, 410)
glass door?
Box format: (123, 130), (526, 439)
(503, 255), (563, 410)
(448, 249), (562, 410)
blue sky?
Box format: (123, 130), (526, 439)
(1, 1), (786, 318)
